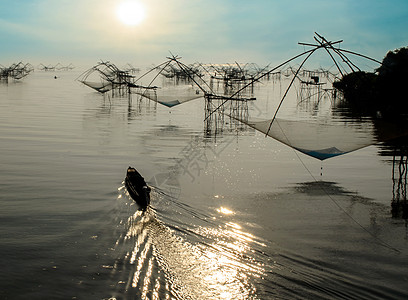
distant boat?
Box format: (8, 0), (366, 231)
(125, 167), (151, 209)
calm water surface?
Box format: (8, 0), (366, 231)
(0, 70), (407, 299)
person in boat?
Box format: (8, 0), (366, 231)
(125, 167), (151, 209)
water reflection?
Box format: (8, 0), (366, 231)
(290, 180), (406, 248)
(112, 187), (267, 299)
(204, 102), (254, 140)
(83, 94), (157, 124)
(293, 181), (358, 197)
(391, 152), (408, 219)
(377, 135), (408, 220)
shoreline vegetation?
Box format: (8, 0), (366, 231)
(333, 46), (408, 197)
(333, 47), (408, 120)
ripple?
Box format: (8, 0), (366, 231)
(110, 186), (270, 299)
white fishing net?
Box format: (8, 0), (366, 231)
(242, 117), (376, 160)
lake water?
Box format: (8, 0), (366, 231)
(1, 70), (407, 299)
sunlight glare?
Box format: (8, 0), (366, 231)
(116, 1), (146, 26)
(217, 206), (235, 215)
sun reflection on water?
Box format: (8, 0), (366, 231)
(217, 206), (235, 215)
(113, 189), (267, 299)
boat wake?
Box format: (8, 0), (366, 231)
(109, 185), (269, 299)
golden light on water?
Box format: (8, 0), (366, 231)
(113, 189), (266, 299)
(226, 222), (242, 230)
(217, 206), (234, 215)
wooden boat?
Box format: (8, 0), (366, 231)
(125, 167), (151, 209)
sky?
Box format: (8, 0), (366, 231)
(1, 0), (407, 69)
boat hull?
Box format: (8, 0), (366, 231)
(125, 167), (151, 209)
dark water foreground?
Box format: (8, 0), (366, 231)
(1, 71), (407, 299)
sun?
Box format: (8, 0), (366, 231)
(116, 1), (146, 26)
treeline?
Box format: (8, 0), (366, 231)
(333, 47), (408, 119)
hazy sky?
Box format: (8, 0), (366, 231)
(1, 0), (407, 67)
